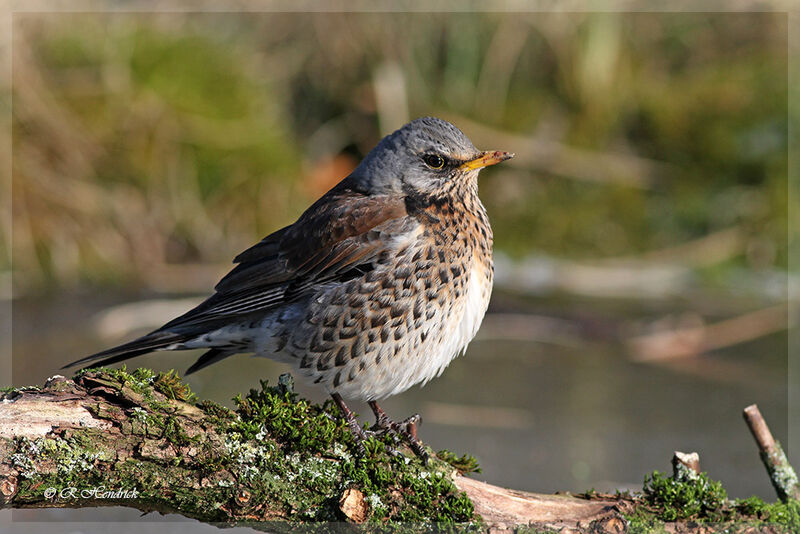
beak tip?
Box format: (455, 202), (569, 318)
(461, 150), (515, 170)
(488, 150), (514, 160)
(489, 150), (514, 164)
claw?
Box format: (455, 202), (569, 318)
(400, 414), (421, 440)
(369, 401), (429, 463)
(330, 393), (429, 463)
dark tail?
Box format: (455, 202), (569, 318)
(184, 348), (233, 375)
(62, 331), (189, 371)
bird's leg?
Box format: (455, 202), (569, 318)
(368, 401), (428, 463)
(331, 393), (369, 456)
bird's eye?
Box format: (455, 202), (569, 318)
(423, 154), (446, 169)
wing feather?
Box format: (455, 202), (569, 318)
(156, 189), (412, 333)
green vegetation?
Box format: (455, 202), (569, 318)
(436, 450), (482, 475)
(642, 470), (728, 522)
(622, 469), (800, 533)
(232, 379), (350, 455)
(228, 377), (478, 524)
(8, 13), (787, 291)
(735, 496), (800, 530)
(153, 369), (198, 402)
(8, 369), (800, 531)
(4, 368), (480, 526)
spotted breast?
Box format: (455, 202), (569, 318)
(252, 181), (494, 401)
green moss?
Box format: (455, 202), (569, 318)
(436, 450), (481, 475)
(198, 399), (236, 421)
(81, 365), (155, 387)
(624, 509), (668, 534)
(624, 470), (800, 532)
(10, 430), (115, 493)
(225, 377), (479, 524)
(153, 369), (197, 403)
(19, 368), (800, 532)
(128, 405), (165, 434)
(735, 496), (800, 531)
(232, 378), (352, 455)
(10, 369), (479, 524)
(27, 367), (800, 529)
(336, 448), (475, 524)
(161, 414), (198, 447)
(643, 470), (728, 522)
(108, 456), (233, 522)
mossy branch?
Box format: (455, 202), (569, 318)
(743, 404), (800, 503)
(0, 368), (621, 531)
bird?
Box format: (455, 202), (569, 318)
(65, 117), (513, 460)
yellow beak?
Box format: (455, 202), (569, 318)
(459, 151), (514, 171)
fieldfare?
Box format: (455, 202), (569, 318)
(66, 117), (513, 460)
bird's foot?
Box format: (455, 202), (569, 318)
(344, 418), (371, 458)
(344, 416), (417, 461)
(341, 415), (406, 460)
(331, 393), (428, 462)
(369, 402), (429, 463)
(331, 393), (372, 457)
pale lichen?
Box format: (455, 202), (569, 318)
(4, 368), (479, 525)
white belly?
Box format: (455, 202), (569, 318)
(425, 264), (491, 379)
(331, 262), (492, 401)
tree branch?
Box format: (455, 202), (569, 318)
(0, 369), (622, 531)
(743, 404), (800, 502)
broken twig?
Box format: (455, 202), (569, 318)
(672, 451), (701, 480)
(743, 404), (800, 502)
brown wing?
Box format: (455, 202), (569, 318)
(157, 189), (411, 333)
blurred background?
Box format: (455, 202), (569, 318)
(4, 9), (793, 519)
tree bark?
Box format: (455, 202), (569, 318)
(0, 370), (624, 532)
(743, 404), (800, 502)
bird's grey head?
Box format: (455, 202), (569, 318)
(348, 117), (513, 196)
